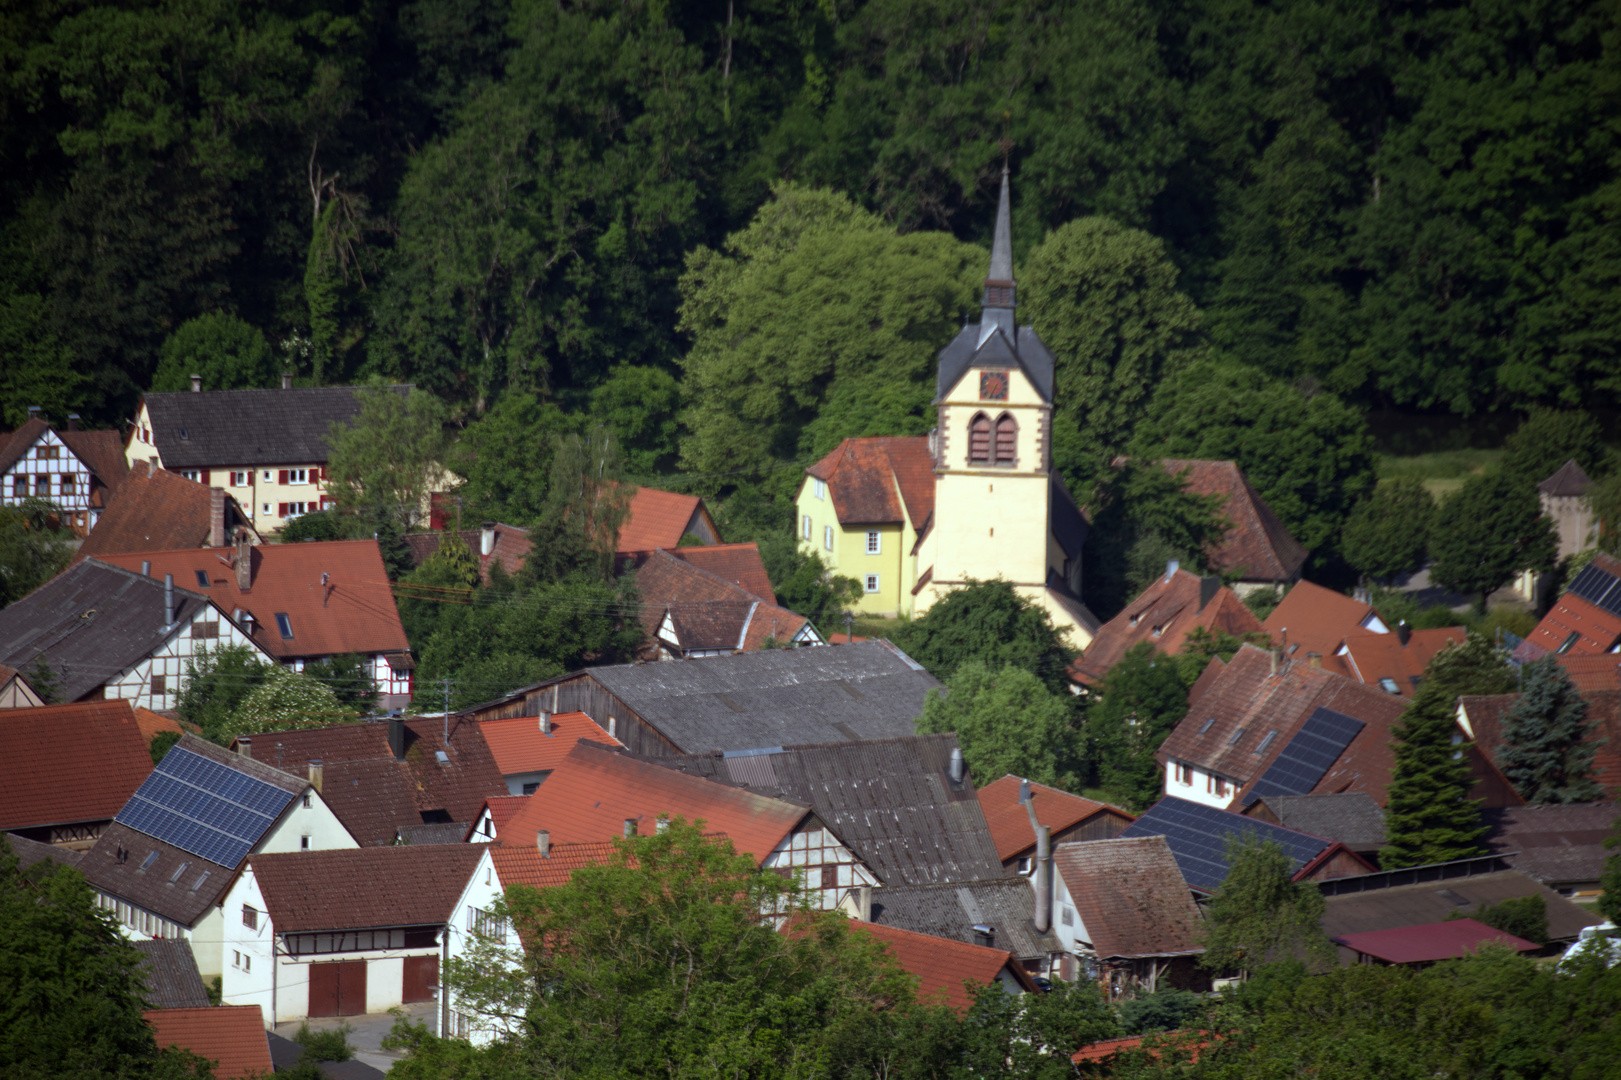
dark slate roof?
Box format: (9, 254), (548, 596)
(141, 385), (409, 469)
(1322, 869), (1600, 945)
(1249, 793), (1386, 849)
(488, 641), (941, 752)
(637, 733), (1006, 886)
(1119, 796), (1336, 894)
(1540, 459), (1595, 497)
(1482, 802), (1617, 887)
(935, 323), (1056, 404)
(133, 939), (211, 1009)
(868, 876), (1060, 960)
(1049, 472), (1088, 559)
(396, 822), (473, 845)
(0, 559), (215, 702)
(6, 833), (85, 873)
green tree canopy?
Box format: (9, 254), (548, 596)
(1343, 480), (1436, 584)
(1422, 633), (1520, 701)
(916, 661), (1081, 791)
(678, 184), (982, 485)
(1500, 408), (1611, 486)
(1497, 659), (1603, 804)
(325, 385), (450, 533)
(1382, 683), (1488, 869)
(216, 665), (358, 742)
(889, 579), (1076, 693)
(1429, 472), (1559, 614)
(448, 392), (578, 527)
(0, 498), (74, 608)
(1079, 459), (1229, 619)
(1085, 643), (1191, 810)
(150, 313), (278, 394)
(1200, 836), (1334, 976)
(176, 645), (276, 745)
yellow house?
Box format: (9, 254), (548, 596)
(795, 166), (1098, 649)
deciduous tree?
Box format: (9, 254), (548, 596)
(151, 313), (278, 394)
(1422, 633), (1520, 701)
(325, 385), (450, 533)
(1086, 644), (1191, 810)
(1429, 472), (1558, 614)
(1343, 480), (1435, 584)
(916, 661), (1081, 791)
(890, 579), (1076, 692)
(1200, 836), (1334, 976)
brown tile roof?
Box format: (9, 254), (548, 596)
(1053, 836), (1205, 960)
(1161, 459), (1307, 582)
(249, 844), (485, 931)
(1261, 579), (1382, 663)
(75, 462), (254, 564)
(977, 775), (1134, 863)
(145, 1006), (273, 1080)
(60, 429), (128, 490)
(1482, 801), (1617, 887)
(503, 741), (810, 862)
(805, 437), (935, 528)
(1158, 645), (1410, 804)
(1070, 568), (1264, 685)
(1547, 654), (1621, 692)
(240, 717), (507, 846)
(1459, 690), (1621, 797)
(1540, 459), (1595, 497)
(479, 711), (623, 776)
(634, 548), (810, 654)
(97, 539), (409, 660)
(0, 700), (156, 831)
(1187, 656), (1226, 708)
(617, 487), (706, 553)
(849, 919), (1033, 1013)
(665, 543), (776, 602)
(490, 838), (622, 890)
(403, 523), (532, 584)
(132, 707), (184, 745)
(1338, 626), (1466, 697)
(0, 418), (49, 474)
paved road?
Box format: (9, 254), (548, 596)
(273, 1000), (437, 1074)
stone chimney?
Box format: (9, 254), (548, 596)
(67, 413), (80, 431)
(209, 490), (226, 548)
(388, 716), (407, 762)
(281, 373), (293, 390)
(538, 711), (551, 735)
(536, 830), (550, 858)
(1199, 575), (1220, 612)
(237, 736), (252, 760)
(235, 531), (254, 591)
(190, 374), (202, 393)
(26, 406), (39, 422)
(308, 759), (324, 793)
(855, 884), (873, 922)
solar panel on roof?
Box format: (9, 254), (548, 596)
(114, 747), (295, 869)
(1241, 707), (1365, 806)
(1568, 562), (1621, 617)
(1120, 796), (1331, 893)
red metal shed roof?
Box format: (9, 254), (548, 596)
(1333, 918), (1538, 964)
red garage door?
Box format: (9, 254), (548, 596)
(402, 955), (438, 1004)
(308, 960), (367, 1017)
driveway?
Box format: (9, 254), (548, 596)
(273, 1001), (437, 1074)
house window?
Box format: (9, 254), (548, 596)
(34, 475), (48, 495)
(865, 574), (880, 593)
(149, 674), (167, 697)
(824, 526), (834, 551)
(191, 619), (219, 639)
(522, 782), (540, 796)
(1174, 762), (1193, 786)
(302, 793), (313, 809)
(287, 468), (308, 484)
(300, 835), (310, 850)
(243, 905), (258, 930)
(1227, 727), (1247, 746)
(275, 613), (294, 639)
(1557, 631), (1580, 655)
(262, 503), (271, 515)
(1379, 678), (1400, 694)
(262, 471), (273, 482)
(814, 479), (827, 499)
(469, 906), (507, 944)
(231, 471), (251, 486)
(194, 570), (210, 588)
(35, 445), (59, 459)
(1016, 856), (1032, 873)
(1207, 774), (1228, 797)
(1061, 907), (1074, 927)
(994, 413), (1016, 465)
(968, 413), (991, 464)
(178, 469), (200, 481)
(243, 954), (250, 972)
(11, 477), (23, 497)
(59, 474), (76, 495)
(801, 515), (811, 540)
(866, 531), (881, 555)
(140, 851), (160, 871)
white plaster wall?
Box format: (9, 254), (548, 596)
(503, 771), (547, 796)
(256, 787), (359, 855)
(1046, 864), (1093, 961)
(760, 825), (879, 911)
(1163, 759), (1237, 810)
(447, 848), (516, 1046)
(367, 957), (405, 1013)
(2, 428), (93, 511)
(220, 867), (275, 1015)
(103, 601), (271, 711)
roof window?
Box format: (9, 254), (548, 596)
(1557, 630), (1581, 655)
(194, 570), (209, 588)
(1198, 716), (1217, 735)
(139, 851), (159, 872)
(178, 427), (189, 440)
(1254, 731), (1278, 756)
(168, 861), (190, 883)
(275, 613), (293, 639)
(1227, 727), (1247, 746)
(190, 871), (211, 893)
(1379, 678), (1400, 694)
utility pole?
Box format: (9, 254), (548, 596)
(442, 676), (451, 745)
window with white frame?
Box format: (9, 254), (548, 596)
(242, 904), (258, 930)
(59, 473), (76, 495)
(230, 471), (251, 486)
(468, 906), (507, 944)
(262, 470), (273, 481)
(866, 531), (880, 554)
(824, 526), (834, 551)
(262, 503), (271, 515)
(288, 468), (309, 484)
(1174, 761), (1192, 786)
(801, 515), (811, 540)
(178, 469), (200, 481)
(864, 574), (880, 593)
(814, 478), (827, 499)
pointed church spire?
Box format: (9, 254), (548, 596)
(979, 161), (1016, 340)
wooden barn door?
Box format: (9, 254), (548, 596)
(336, 960), (367, 1015)
(402, 955), (438, 1004)
(308, 962), (341, 1018)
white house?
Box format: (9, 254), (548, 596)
(0, 410), (127, 534)
(82, 737), (358, 980)
(220, 844), (505, 1041)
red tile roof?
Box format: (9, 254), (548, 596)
(666, 543), (777, 603)
(1333, 918), (1538, 964)
(1158, 645), (1410, 806)
(1460, 690), (1621, 796)
(132, 707), (184, 745)
(1337, 626), (1466, 698)
(491, 839), (623, 890)
(75, 462), (254, 564)
(503, 741), (810, 862)
(96, 539), (408, 659)
(1070, 568), (1264, 685)
(1522, 559), (1621, 657)
(239, 716), (507, 845)
(474, 795), (530, 840)
(618, 487), (707, 553)
(402, 523), (533, 585)
(1262, 579), (1383, 663)
(60, 429), (129, 492)
(805, 437), (935, 529)
(1053, 836), (1205, 959)
(849, 919), (1032, 1013)
(479, 711), (623, 776)
(634, 548), (811, 654)
(1548, 654), (1621, 692)
(1161, 459), (1307, 582)
(145, 1006), (273, 1080)
(0, 700), (155, 831)
(977, 775), (1134, 862)
(249, 844), (486, 931)
(1072, 1034), (1149, 1064)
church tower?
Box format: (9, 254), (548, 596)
(914, 165), (1094, 646)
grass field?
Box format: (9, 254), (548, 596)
(1374, 448), (1503, 499)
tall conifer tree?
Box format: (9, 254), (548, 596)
(1381, 683), (1487, 869)
(1496, 660), (1602, 804)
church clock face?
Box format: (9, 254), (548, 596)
(979, 372), (1009, 401)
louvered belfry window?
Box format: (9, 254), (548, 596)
(994, 414), (1016, 465)
(968, 413), (991, 463)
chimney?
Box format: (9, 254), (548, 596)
(308, 759), (323, 793)
(27, 405), (39, 421)
(1019, 778), (1032, 804)
(1165, 559), (1179, 582)
(1397, 620), (1411, 646)
(481, 522), (496, 557)
(1270, 645), (1283, 676)
(1306, 652), (1322, 669)
(235, 532), (253, 590)
(948, 746), (965, 785)
(1199, 575), (1220, 612)
(209, 490), (226, 548)
(281, 373), (293, 390)
(190, 374), (201, 393)
(623, 818), (637, 838)
(855, 884), (873, 922)
(237, 736), (252, 760)
(536, 830), (550, 858)
(1033, 825), (1053, 933)
(163, 574), (175, 632)
(538, 711), (551, 735)
(388, 716), (407, 762)
(971, 924), (995, 948)
(67, 412), (79, 431)
(141, 560), (151, 577)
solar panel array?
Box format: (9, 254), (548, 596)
(115, 747), (295, 869)
(1120, 796), (1332, 893)
(1567, 561), (1621, 617)
(1241, 707), (1365, 805)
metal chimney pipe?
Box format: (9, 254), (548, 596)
(948, 747), (965, 784)
(141, 561), (151, 577)
(163, 574), (175, 631)
(190, 374), (202, 393)
(1033, 825), (1053, 932)
(1165, 559), (1179, 582)
(481, 522), (496, 557)
(281, 373), (293, 390)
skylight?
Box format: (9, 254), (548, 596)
(140, 851), (159, 871)
(275, 613), (293, 639)
(1255, 731), (1279, 756)
(194, 570), (209, 588)
(1227, 727), (1247, 746)
(168, 860), (191, 883)
(1379, 678), (1400, 694)
(1198, 717), (1217, 735)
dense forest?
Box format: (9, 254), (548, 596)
(2, 0), (1617, 574)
